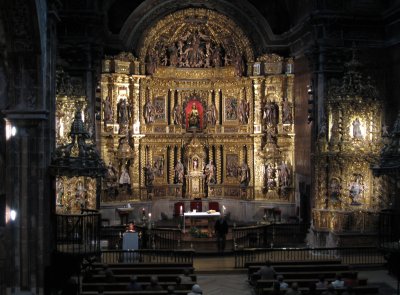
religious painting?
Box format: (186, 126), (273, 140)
(225, 97), (238, 121)
(185, 100), (204, 131)
(153, 155), (165, 177)
(153, 96), (166, 122)
(226, 154), (239, 178)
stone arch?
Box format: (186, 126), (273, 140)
(119, 0), (282, 57)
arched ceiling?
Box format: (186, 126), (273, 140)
(105, 0), (289, 57)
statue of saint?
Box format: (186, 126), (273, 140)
(263, 102), (277, 126)
(204, 160), (216, 185)
(278, 161), (290, 187)
(173, 103), (183, 125)
(119, 166), (131, 186)
(144, 162), (155, 187)
(237, 98), (249, 124)
(349, 175), (363, 206)
(103, 96), (113, 123)
(352, 118), (363, 139)
(117, 98), (129, 125)
(206, 103), (217, 126)
(174, 160), (185, 184)
(144, 98), (155, 124)
(282, 99), (292, 124)
(188, 103), (200, 129)
(239, 161), (250, 187)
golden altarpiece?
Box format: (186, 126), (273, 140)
(98, 9), (295, 209)
(311, 53), (386, 246)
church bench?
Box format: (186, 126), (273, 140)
(273, 270), (358, 280)
(83, 274), (197, 283)
(81, 282), (194, 292)
(80, 291), (189, 295)
(94, 267), (194, 275)
(260, 285), (379, 295)
(254, 277), (368, 290)
(93, 263), (193, 269)
(244, 259), (342, 268)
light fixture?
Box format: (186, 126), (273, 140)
(10, 209), (17, 221)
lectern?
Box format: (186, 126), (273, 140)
(122, 232), (139, 262)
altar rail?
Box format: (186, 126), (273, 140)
(99, 249), (194, 264)
(56, 210), (101, 255)
(234, 246), (385, 268)
(233, 223), (309, 248)
(379, 209), (400, 251)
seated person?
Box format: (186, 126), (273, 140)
(127, 275), (142, 291)
(251, 260), (276, 284)
(321, 284), (338, 295)
(277, 275), (288, 289)
(99, 264), (115, 283)
(331, 274), (345, 288)
(316, 275), (328, 288)
(146, 276), (163, 291)
(188, 284), (203, 295)
(179, 268), (193, 284)
(285, 282), (301, 295)
(175, 277), (185, 290)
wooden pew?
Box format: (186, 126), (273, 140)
(83, 274), (197, 283)
(260, 285), (379, 295)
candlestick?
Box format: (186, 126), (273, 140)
(180, 205), (183, 216)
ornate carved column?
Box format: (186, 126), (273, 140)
(253, 78), (263, 133)
(132, 77), (141, 124)
(253, 136), (264, 199)
(216, 145), (222, 184)
(169, 145), (174, 184)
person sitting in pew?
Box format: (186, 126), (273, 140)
(179, 268), (193, 284)
(321, 284), (337, 295)
(331, 274), (345, 288)
(127, 275), (142, 291)
(146, 276), (163, 291)
(187, 284), (203, 295)
(99, 264), (115, 283)
(342, 286), (355, 295)
(174, 277), (186, 290)
(284, 282), (301, 295)
(277, 275), (288, 289)
(316, 275), (328, 288)
(251, 260), (276, 284)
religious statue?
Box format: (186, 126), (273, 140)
(119, 166), (131, 187)
(192, 157), (199, 171)
(278, 161), (290, 187)
(188, 103), (200, 129)
(144, 98), (155, 124)
(144, 162), (155, 187)
(234, 54), (244, 77)
(169, 45), (178, 67)
(263, 102), (277, 126)
(153, 156), (164, 177)
(239, 161), (250, 188)
(265, 163), (276, 190)
(204, 160), (216, 185)
(117, 98), (130, 126)
(173, 103), (183, 125)
(352, 118), (363, 139)
(106, 163), (117, 187)
(206, 103), (217, 126)
(282, 99), (292, 124)
(237, 98), (249, 124)
(349, 174), (363, 206)
(329, 178), (341, 202)
(103, 96), (113, 124)
(174, 160), (185, 184)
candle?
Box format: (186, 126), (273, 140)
(148, 213), (151, 220)
(142, 208), (145, 215)
(180, 205), (183, 216)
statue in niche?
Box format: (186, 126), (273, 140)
(169, 44), (178, 67)
(265, 163), (276, 190)
(106, 162), (118, 190)
(204, 160), (216, 185)
(174, 160), (185, 184)
(117, 98), (130, 126)
(173, 103), (183, 125)
(224, 52), (231, 66)
(237, 98), (249, 124)
(278, 161), (290, 187)
(318, 120), (327, 139)
(206, 103), (217, 126)
(352, 118), (363, 139)
(153, 156), (164, 177)
(103, 96), (113, 124)
(282, 99), (292, 124)
(234, 54), (244, 77)
(146, 50), (157, 75)
(144, 161), (155, 187)
(349, 174), (364, 206)
(144, 98), (155, 124)
(205, 42), (212, 68)
(226, 156), (238, 178)
(382, 125), (389, 137)
(239, 161), (250, 188)
(119, 166), (131, 189)
(188, 103), (200, 129)
(212, 47), (222, 67)
(329, 178), (341, 202)
(192, 157), (199, 171)
(263, 102), (277, 126)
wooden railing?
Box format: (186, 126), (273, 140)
(99, 249), (194, 264)
(56, 210), (101, 255)
(233, 223), (309, 248)
(234, 246), (386, 268)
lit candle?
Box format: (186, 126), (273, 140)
(142, 208), (145, 215)
(180, 205), (183, 216)
(148, 213), (151, 220)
